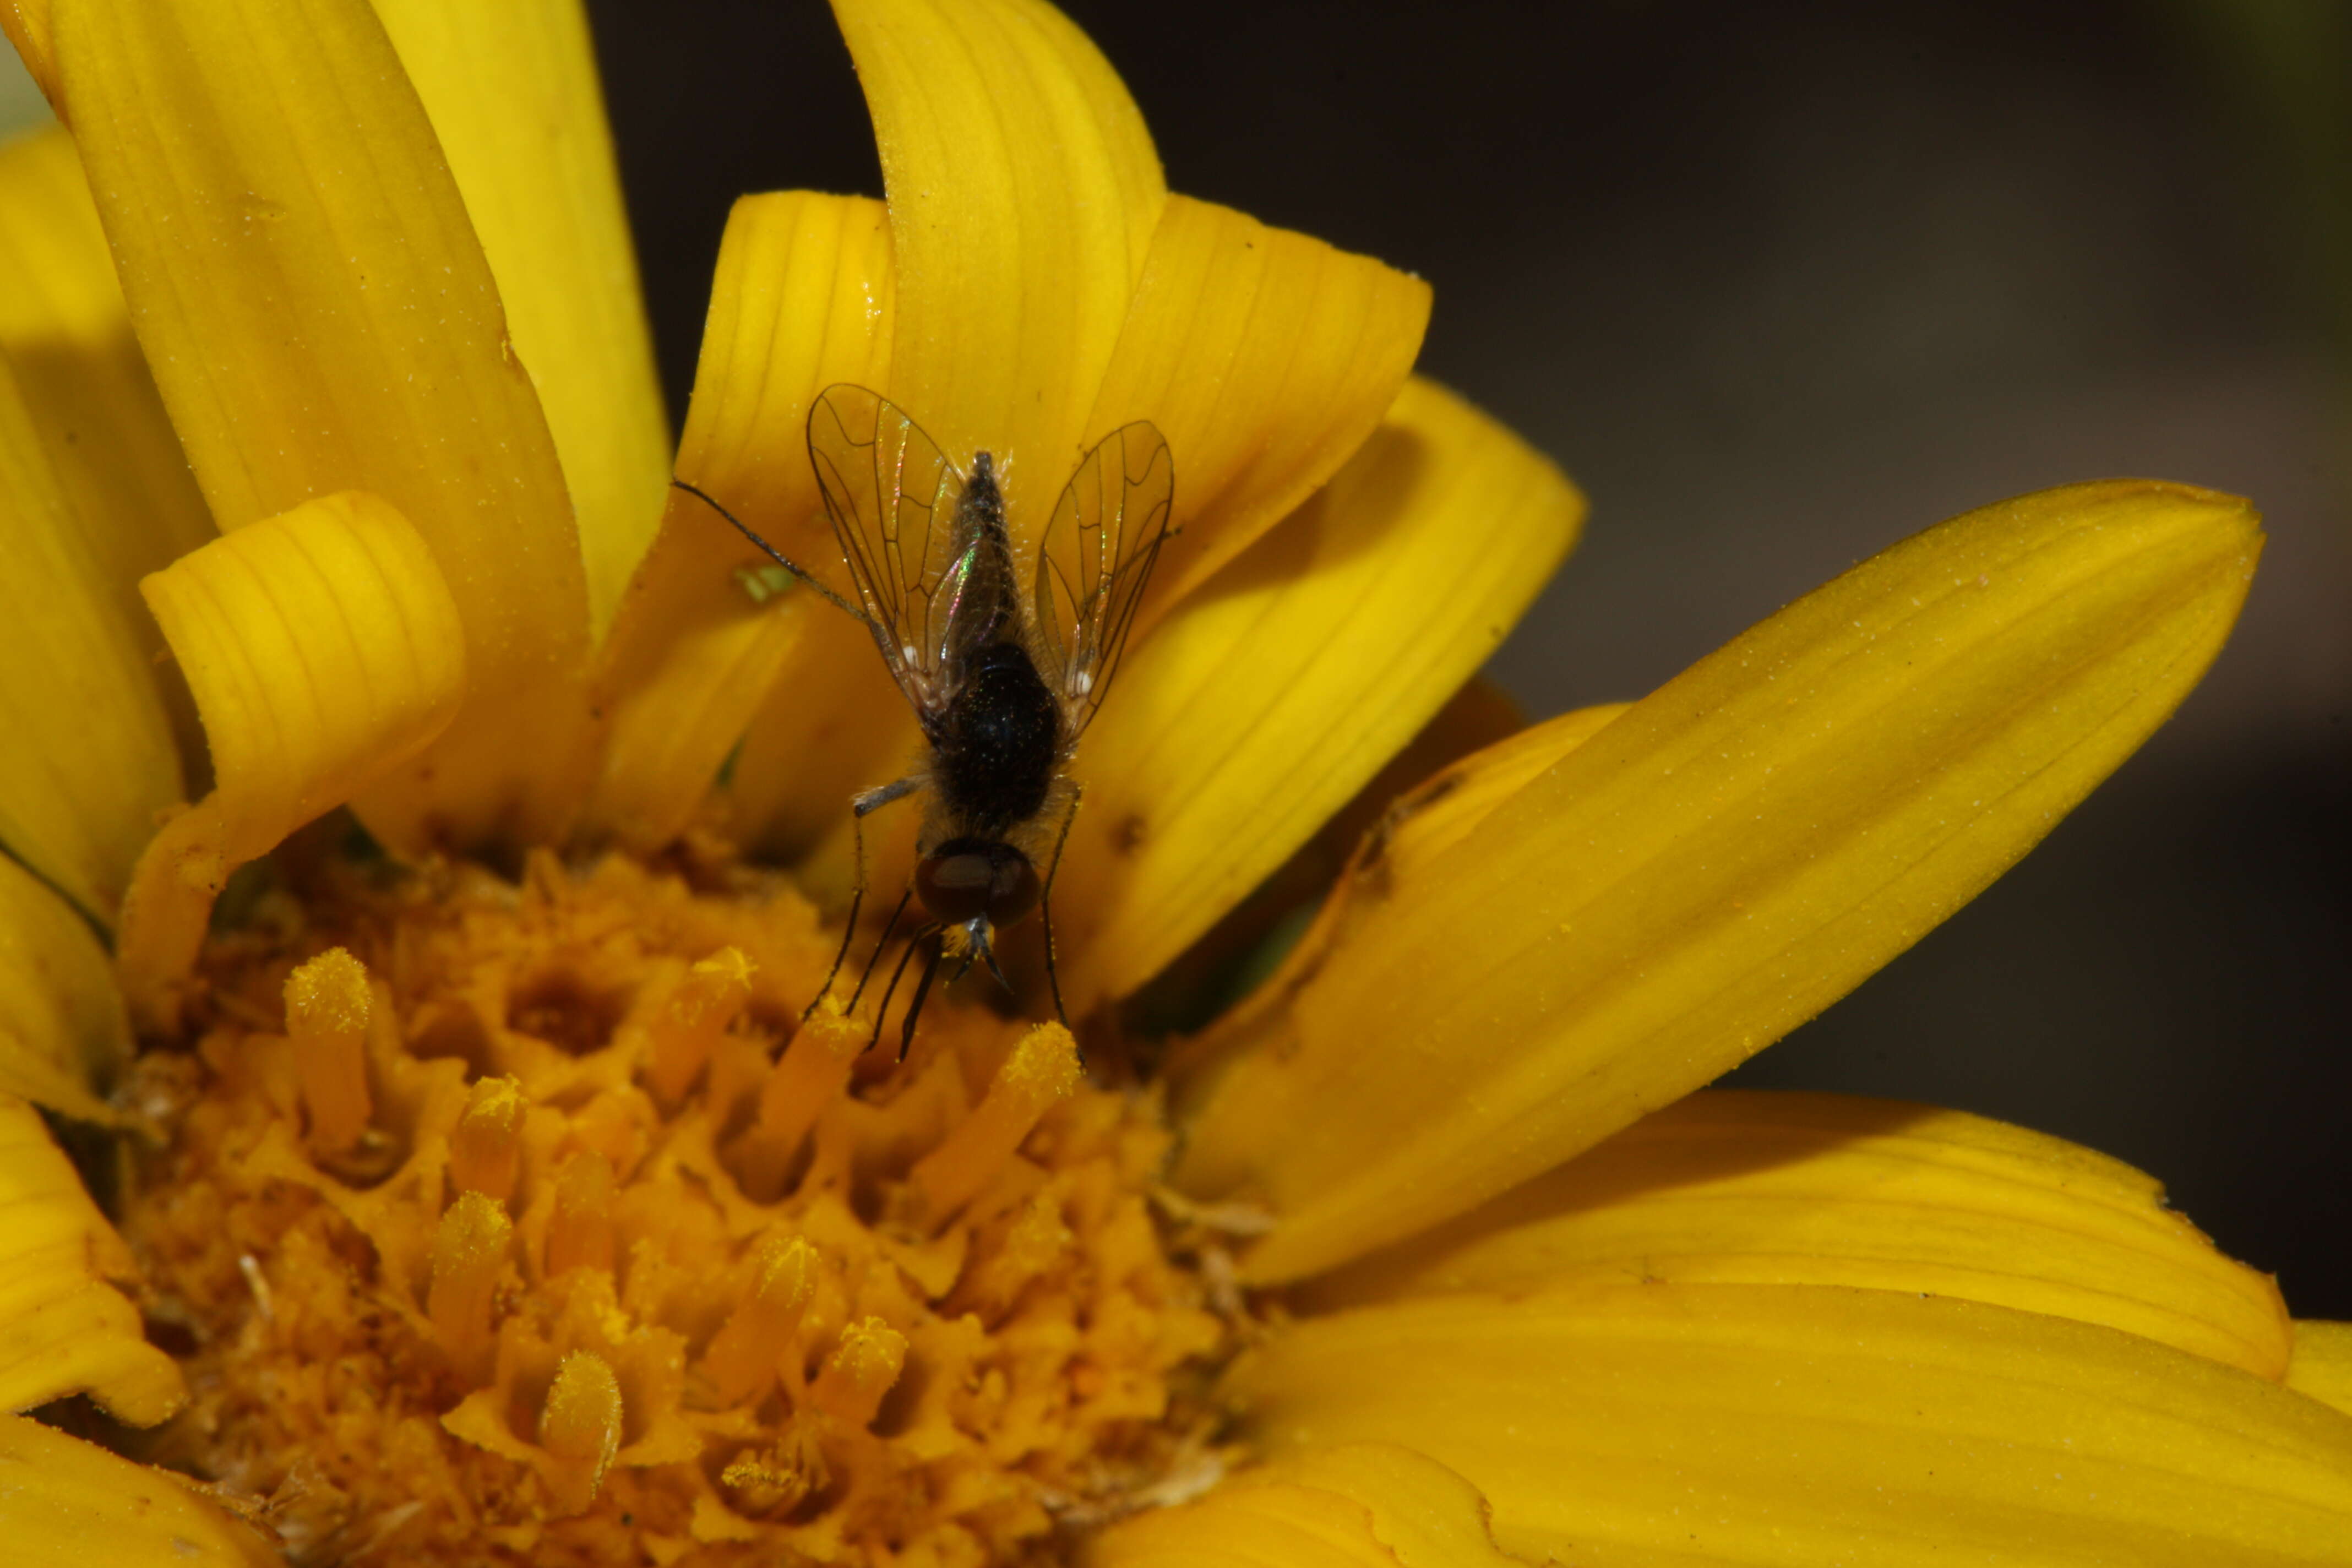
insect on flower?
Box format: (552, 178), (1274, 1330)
(674, 385), (1174, 1060)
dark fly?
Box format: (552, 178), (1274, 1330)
(673, 384), (1174, 1061)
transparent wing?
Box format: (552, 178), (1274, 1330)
(807, 384), (968, 713)
(1032, 421), (1175, 737)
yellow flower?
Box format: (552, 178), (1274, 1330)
(0, 1), (2345, 1565)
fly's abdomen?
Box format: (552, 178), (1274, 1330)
(936, 641), (1060, 833)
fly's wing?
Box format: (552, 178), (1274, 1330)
(807, 384), (968, 714)
(1032, 421), (1174, 738)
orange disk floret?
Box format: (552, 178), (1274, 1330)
(119, 851), (1228, 1565)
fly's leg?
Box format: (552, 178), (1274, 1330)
(849, 884), (914, 1015)
(803, 774), (924, 1020)
(899, 938), (949, 1063)
(869, 923), (941, 1056)
(1038, 785), (1084, 1057)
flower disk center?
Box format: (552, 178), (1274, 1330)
(120, 851), (1224, 1565)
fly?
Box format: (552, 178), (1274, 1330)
(673, 384), (1174, 1063)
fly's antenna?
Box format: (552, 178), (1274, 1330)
(669, 477), (864, 622)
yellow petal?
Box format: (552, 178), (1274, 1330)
(729, 0), (1171, 867)
(1225, 1284), (2352, 1564)
(1300, 1089), (2290, 1381)
(714, 0), (1173, 862)
(0, 3), (55, 106)
(588, 191), (894, 850)
(117, 491), (466, 1031)
(52, 0), (592, 851)
(1178, 480), (2263, 1284)
(1086, 195), (1432, 640)
(1139, 678), (1534, 1039)
(370, 0), (669, 638)
(0, 1093), (183, 1422)
(0, 126), (215, 679)
(1082, 1444), (1522, 1568)
(1172, 701), (1631, 1069)
(835, 0), (1164, 534)
(0, 343), (178, 924)
(1058, 377), (1585, 1006)
(0, 1411), (276, 1565)
(0, 851), (126, 1123)
(725, 611), (918, 873)
(2292, 1321), (2352, 1419)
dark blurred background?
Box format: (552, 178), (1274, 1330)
(583, 1), (2351, 1314)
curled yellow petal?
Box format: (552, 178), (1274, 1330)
(1087, 194), (1433, 638)
(53, 0), (592, 851)
(0, 853), (126, 1123)
(1224, 1284), (2352, 1564)
(0, 1094), (183, 1422)
(1083, 1444), (1522, 1568)
(0, 126), (215, 693)
(589, 191), (893, 850)
(1301, 1089), (2291, 1380)
(2291, 1321), (2352, 1419)
(1179, 480), (2262, 1284)
(1059, 378), (1585, 1006)
(0, 342), (178, 924)
(117, 491), (466, 1031)
(0, 1411), (277, 1565)
(372, 0), (669, 638)
(837, 0), (1164, 533)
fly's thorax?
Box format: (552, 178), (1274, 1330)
(935, 640), (1061, 834)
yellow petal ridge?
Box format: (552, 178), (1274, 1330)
(2291, 1321), (2352, 1419)
(1058, 378), (1585, 1006)
(0, 342), (179, 924)
(1180, 479), (2263, 1283)
(371, 0), (669, 639)
(1084, 1444), (1526, 1568)
(1088, 194), (1434, 641)
(0, 1411), (277, 1564)
(0, 853), (127, 1123)
(835, 0), (1165, 535)
(1301, 1088), (2292, 1380)
(1225, 1283), (2352, 1564)
(52, 0), (593, 851)
(0, 1093), (184, 1423)
(589, 191), (894, 850)
(117, 491), (467, 1030)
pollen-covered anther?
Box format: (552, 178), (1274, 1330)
(954, 1191), (1074, 1320)
(701, 1234), (820, 1404)
(732, 1010), (864, 1200)
(448, 1076), (526, 1201)
(719, 1430), (824, 1517)
(546, 1150), (617, 1276)
(539, 1350), (624, 1517)
(645, 946), (753, 1104)
(809, 1315), (908, 1428)
(429, 1190), (511, 1387)
(910, 1022), (1082, 1222)
(282, 946), (373, 1156)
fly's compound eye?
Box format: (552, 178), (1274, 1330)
(916, 840), (1042, 929)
